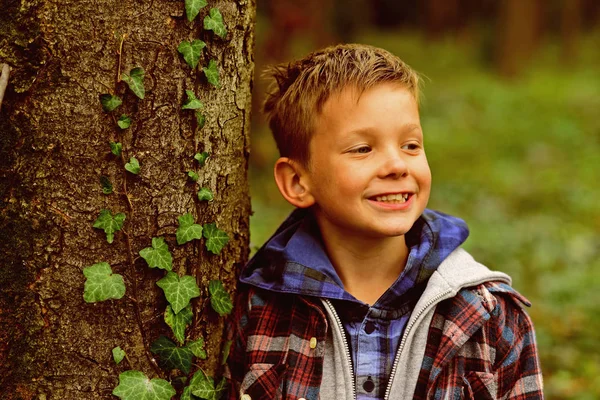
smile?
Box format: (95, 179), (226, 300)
(373, 193), (410, 203)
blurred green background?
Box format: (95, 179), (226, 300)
(247, 1), (600, 399)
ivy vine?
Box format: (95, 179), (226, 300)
(86, 3), (233, 399)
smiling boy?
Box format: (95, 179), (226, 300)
(225, 44), (543, 399)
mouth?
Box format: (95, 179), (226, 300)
(370, 193), (412, 204)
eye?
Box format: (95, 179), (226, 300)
(352, 146), (371, 154)
(401, 142), (421, 152)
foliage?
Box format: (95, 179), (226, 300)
(139, 237), (173, 270)
(202, 60), (220, 87)
(112, 370), (175, 400)
(194, 151), (209, 166)
(124, 157), (140, 174)
(93, 209), (125, 243)
(150, 336), (194, 374)
(113, 346), (126, 364)
(178, 39), (206, 70)
(100, 94), (122, 112)
(189, 369), (227, 400)
(182, 90), (203, 110)
(121, 67), (145, 99)
(110, 142), (123, 156)
(117, 115), (131, 129)
(197, 187), (213, 202)
(165, 304), (193, 345)
(176, 213), (203, 245)
(100, 175), (113, 194)
(83, 262), (126, 302)
(185, 0), (207, 22)
(208, 279), (233, 316)
(203, 223), (229, 254)
(156, 272), (201, 314)
(204, 8), (227, 38)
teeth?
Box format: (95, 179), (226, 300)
(374, 193), (409, 203)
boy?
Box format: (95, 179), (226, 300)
(225, 44), (543, 399)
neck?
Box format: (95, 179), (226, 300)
(317, 223), (410, 305)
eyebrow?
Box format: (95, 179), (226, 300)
(346, 123), (422, 137)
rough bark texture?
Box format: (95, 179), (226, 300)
(0, 0), (255, 398)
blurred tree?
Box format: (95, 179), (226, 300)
(0, 0), (254, 398)
(561, 0), (582, 64)
(496, 0), (543, 77)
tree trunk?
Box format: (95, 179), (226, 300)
(0, 0), (255, 398)
(496, 0), (542, 78)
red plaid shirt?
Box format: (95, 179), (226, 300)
(224, 281), (543, 399)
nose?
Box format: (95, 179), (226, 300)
(378, 149), (408, 179)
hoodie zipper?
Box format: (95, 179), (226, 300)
(323, 299), (357, 400)
(383, 289), (452, 400)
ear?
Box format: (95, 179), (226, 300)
(274, 157), (315, 208)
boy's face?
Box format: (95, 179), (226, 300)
(304, 83), (431, 240)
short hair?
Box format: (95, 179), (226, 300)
(262, 43), (421, 167)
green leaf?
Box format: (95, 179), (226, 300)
(203, 8), (227, 38)
(177, 40), (206, 70)
(110, 142), (123, 156)
(100, 175), (113, 195)
(221, 340), (232, 365)
(164, 304), (192, 345)
(181, 386), (193, 400)
(93, 209), (125, 243)
(195, 112), (206, 128)
(113, 346), (126, 364)
(139, 237), (173, 271)
(203, 223), (229, 255)
(202, 59), (220, 87)
(112, 370), (176, 400)
(125, 157), (140, 175)
(185, 0), (207, 22)
(117, 115), (132, 129)
(150, 336), (193, 374)
(194, 151), (209, 167)
(100, 94), (122, 112)
(190, 370), (226, 400)
(186, 337), (207, 359)
(187, 171), (199, 182)
(176, 213), (203, 245)
(208, 280), (233, 316)
(156, 272), (201, 314)
(197, 187), (213, 202)
(83, 262), (126, 302)
(121, 67), (145, 99)
(182, 90), (204, 110)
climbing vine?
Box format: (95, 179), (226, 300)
(84, 2), (234, 399)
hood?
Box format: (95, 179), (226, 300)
(240, 208), (470, 300)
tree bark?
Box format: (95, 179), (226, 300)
(0, 0), (255, 398)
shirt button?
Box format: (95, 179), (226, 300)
(364, 321), (376, 334)
(309, 337), (317, 349)
(363, 377), (375, 393)
(241, 395), (251, 400)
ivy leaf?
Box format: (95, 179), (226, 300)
(150, 336), (193, 374)
(83, 262), (126, 302)
(181, 386), (193, 400)
(203, 8), (227, 38)
(177, 40), (206, 70)
(208, 280), (233, 316)
(156, 272), (201, 314)
(202, 59), (220, 87)
(195, 112), (206, 128)
(110, 142), (123, 156)
(112, 370), (176, 400)
(185, 0), (208, 22)
(164, 304), (192, 345)
(187, 171), (199, 182)
(176, 213), (203, 245)
(190, 370), (226, 400)
(203, 223), (229, 255)
(197, 187), (213, 202)
(182, 90), (203, 110)
(112, 346), (126, 364)
(117, 115), (132, 129)
(121, 67), (145, 99)
(139, 237), (173, 271)
(100, 94), (122, 112)
(100, 176), (113, 195)
(221, 340), (232, 365)
(186, 337), (207, 359)
(125, 157), (140, 175)
(194, 151), (209, 167)
(93, 209), (125, 243)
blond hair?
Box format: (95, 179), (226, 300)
(263, 43), (421, 166)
